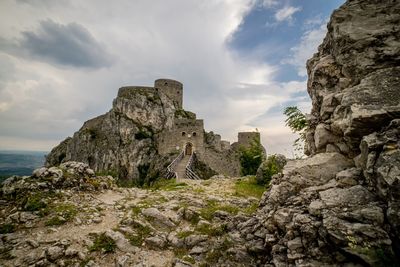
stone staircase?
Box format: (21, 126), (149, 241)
(166, 152), (200, 180)
(175, 155), (191, 180)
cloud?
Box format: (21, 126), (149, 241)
(274, 6), (301, 22)
(282, 20), (327, 76)
(0, 0), (316, 158)
(261, 0), (279, 8)
(1, 20), (112, 68)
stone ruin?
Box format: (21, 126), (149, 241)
(45, 78), (263, 182)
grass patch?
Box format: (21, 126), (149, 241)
(148, 178), (188, 191)
(128, 234), (144, 247)
(193, 187), (205, 194)
(196, 223), (228, 237)
(21, 191), (62, 215)
(205, 238), (233, 264)
(95, 169), (118, 178)
(199, 200), (240, 221)
(177, 230), (195, 239)
(23, 192), (48, 211)
(173, 248), (196, 264)
(131, 197), (168, 216)
(45, 203), (77, 226)
(89, 233), (116, 253)
(0, 223), (15, 234)
(189, 213), (201, 225)
(131, 206), (143, 216)
(174, 247), (189, 258)
(243, 202), (259, 214)
(234, 176), (266, 199)
(128, 221), (152, 247)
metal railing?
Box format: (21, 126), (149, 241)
(166, 150), (184, 178)
(185, 153), (200, 180)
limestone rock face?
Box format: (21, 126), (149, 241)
(242, 0), (400, 265)
(46, 86), (178, 183)
(305, 0), (400, 156)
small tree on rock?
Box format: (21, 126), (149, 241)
(283, 106), (307, 158)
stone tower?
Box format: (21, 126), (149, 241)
(237, 132), (261, 148)
(154, 78), (183, 109)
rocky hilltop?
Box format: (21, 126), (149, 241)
(241, 0), (400, 265)
(45, 79), (258, 184)
(45, 81), (179, 184)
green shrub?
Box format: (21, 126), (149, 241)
(128, 221), (152, 247)
(199, 200), (239, 221)
(89, 233), (116, 253)
(135, 126), (154, 140)
(255, 154), (286, 185)
(195, 223), (228, 237)
(135, 130), (152, 140)
(239, 138), (264, 176)
(23, 193), (47, 211)
(0, 223), (15, 234)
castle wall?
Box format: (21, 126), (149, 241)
(157, 118), (205, 155)
(154, 79), (183, 109)
(199, 148), (240, 177)
(233, 132), (261, 148)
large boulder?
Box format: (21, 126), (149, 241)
(305, 0), (400, 156)
(241, 0), (400, 265)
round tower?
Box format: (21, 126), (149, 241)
(238, 132), (261, 148)
(154, 78), (183, 109)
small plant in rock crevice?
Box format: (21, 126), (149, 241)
(89, 233), (116, 253)
(0, 223), (15, 234)
(45, 203), (78, 226)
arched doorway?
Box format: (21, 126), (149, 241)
(185, 143), (193, 156)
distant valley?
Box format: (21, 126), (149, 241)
(0, 150), (47, 181)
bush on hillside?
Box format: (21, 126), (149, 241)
(255, 154), (287, 185)
(239, 138), (265, 176)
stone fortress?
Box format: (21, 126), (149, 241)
(46, 78), (263, 182)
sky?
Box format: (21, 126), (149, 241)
(0, 0), (344, 157)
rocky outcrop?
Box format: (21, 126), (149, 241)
(46, 85), (179, 184)
(242, 0), (400, 265)
(1, 161), (115, 198)
(305, 0), (400, 156)
(241, 154), (395, 265)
